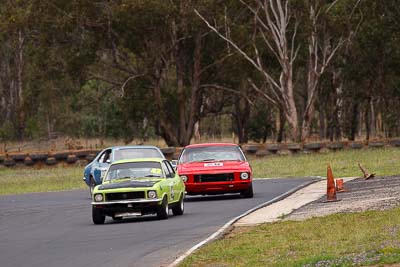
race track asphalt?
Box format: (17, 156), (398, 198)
(0, 178), (316, 267)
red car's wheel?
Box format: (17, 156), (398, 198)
(241, 183), (254, 198)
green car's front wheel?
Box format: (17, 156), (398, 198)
(157, 197), (169, 220)
(92, 206), (105, 224)
(172, 194), (184, 216)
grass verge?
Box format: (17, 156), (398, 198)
(180, 208), (400, 267)
(0, 165), (85, 195)
(251, 147), (400, 178)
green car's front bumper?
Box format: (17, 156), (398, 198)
(91, 198), (161, 205)
(92, 198), (163, 217)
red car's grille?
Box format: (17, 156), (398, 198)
(106, 192), (145, 201)
(194, 173), (234, 182)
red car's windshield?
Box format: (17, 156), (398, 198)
(179, 146), (245, 163)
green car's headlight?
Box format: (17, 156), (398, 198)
(180, 175), (188, 182)
(148, 190), (157, 199)
(94, 194), (103, 202)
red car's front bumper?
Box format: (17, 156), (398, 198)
(185, 180), (252, 195)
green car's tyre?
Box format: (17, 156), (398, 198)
(92, 206), (105, 224)
(157, 197), (169, 220)
(172, 194), (184, 216)
(241, 183), (254, 198)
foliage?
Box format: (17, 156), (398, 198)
(0, 0), (399, 145)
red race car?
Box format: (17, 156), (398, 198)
(176, 143), (253, 198)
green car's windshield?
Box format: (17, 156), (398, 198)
(105, 162), (163, 181)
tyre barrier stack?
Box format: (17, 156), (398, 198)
(1, 138), (400, 168)
(0, 149), (101, 168)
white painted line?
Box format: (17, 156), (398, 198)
(167, 179), (319, 267)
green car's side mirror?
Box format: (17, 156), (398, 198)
(170, 160), (178, 169)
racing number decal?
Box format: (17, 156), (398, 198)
(170, 184), (175, 200)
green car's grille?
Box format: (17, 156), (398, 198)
(106, 192), (145, 201)
(194, 173), (234, 182)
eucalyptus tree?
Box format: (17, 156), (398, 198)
(196, 0), (360, 141)
(83, 1), (239, 146)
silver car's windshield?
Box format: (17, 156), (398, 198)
(179, 146), (245, 163)
(105, 162), (163, 181)
(113, 148), (163, 161)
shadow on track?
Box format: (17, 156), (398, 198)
(184, 193), (242, 202)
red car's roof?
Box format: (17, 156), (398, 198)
(184, 143), (238, 148)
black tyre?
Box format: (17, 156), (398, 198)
(241, 183), (254, 198)
(172, 194), (184, 216)
(112, 215), (123, 221)
(156, 197), (169, 220)
(89, 177), (96, 196)
(92, 206), (105, 225)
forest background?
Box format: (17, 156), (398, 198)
(1, 0), (399, 147)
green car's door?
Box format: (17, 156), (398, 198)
(166, 160), (183, 202)
(162, 160), (180, 203)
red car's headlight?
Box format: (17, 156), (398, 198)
(240, 172), (249, 180)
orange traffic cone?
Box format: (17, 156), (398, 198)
(335, 178), (348, 193)
(325, 164), (340, 202)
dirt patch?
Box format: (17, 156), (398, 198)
(286, 176), (400, 221)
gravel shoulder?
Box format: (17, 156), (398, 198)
(236, 175), (400, 226)
(287, 175), (400, 221)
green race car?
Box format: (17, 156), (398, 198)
(91, 158), (185, 224)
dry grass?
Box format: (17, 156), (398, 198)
(251, 147), (400, 178)
(0, 165), (85, 195)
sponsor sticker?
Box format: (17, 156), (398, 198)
(204, 162), (223, 167)
(150, 168), (162, 174)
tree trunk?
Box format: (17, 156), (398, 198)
(16, 30), (25, 141)
(365, 101), (370, 141)
(301, 100), (316, 140)
(152, 13), (204, 147)
(175, 1), (188, 145)
(319, 108), (325, 140)
(301, 28), (319, 141)
(277, 107), (286, 143)
(369, 97), (376, 138)
(152, 61), (180, 146)
(232, 96), (250, 144)
(284, 66), (299, 142)
(182, 33), (203, 145)
(349, 102), (359, 141)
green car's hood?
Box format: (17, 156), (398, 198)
(98, 178), (162, 190)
